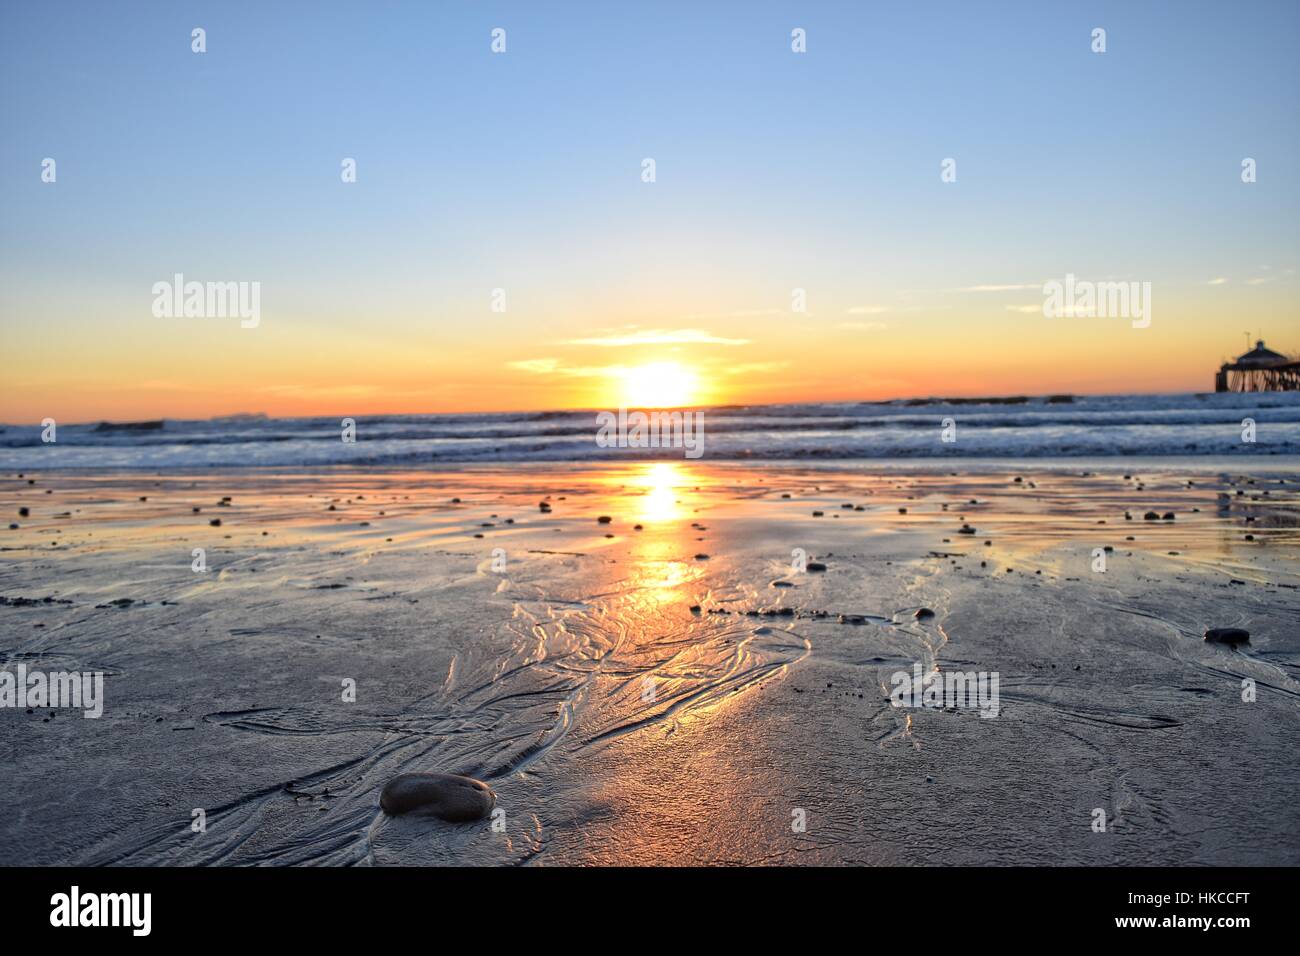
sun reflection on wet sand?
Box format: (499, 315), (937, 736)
(630, 461), (686, 524)
(616, 463), (703, 608)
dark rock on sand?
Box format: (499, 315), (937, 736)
(1204, 628), (1250, 645)
(379, 773), (495, 821)
(806, 561), (827, 572)
(915, 607), (935, 619)
(1143, 511), (1160, 520)
(597, 515), (612, 524)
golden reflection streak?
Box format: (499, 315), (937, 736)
(632, 461), (685, 524)
(619, 462), (700, 607)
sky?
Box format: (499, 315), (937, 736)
(1, 0), (1298, 423)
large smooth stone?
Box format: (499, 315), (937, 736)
(1204, 628), (1250, 645)
(380, 773), (496, 821)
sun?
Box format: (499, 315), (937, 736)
(618, 362), (698, 408)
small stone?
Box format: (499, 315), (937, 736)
(1143, 511), (1159, 520)
(694, 553), (709, 560)
(379, 772), (495, 821)
(805, 561), (828, 572)
(597, 515), (612, 524)
(914, 607), (935, 619)
(1204, 628), (1249, 645)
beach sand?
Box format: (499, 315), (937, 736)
(1, 461), (1298, 866)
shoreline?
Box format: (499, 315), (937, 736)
(6, 453), (1300, 478)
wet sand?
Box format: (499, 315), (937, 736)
(1, 461), (1298, 865)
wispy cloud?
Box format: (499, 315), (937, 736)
(682, 309), (781, 320)
(957, 282), (1044, 292)
(1208, 277), (1228, 286)
(722, 361), (790, 375)
(562, 327), (749, 347)
(1005, 304), (1041, 314)
(838, 321), (888, 331)
(507, 359), (628, 378)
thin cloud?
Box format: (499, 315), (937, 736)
(683, 309), (781, 320)
(838, 321), (889, 331)
(507, 359), (625, 378)
(562, 328), (749, 347)
(958, 282), (1044, 292)
(722, 361), (790, 375)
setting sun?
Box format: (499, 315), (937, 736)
(618, 362), (698, 408)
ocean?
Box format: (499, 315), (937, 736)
(3, 392), (1299, 469)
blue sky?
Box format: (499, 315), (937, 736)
(2, 0), (1297, 418)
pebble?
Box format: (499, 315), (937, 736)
(1204, 627), (1250, 645)
(379, 773), (496, 821)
